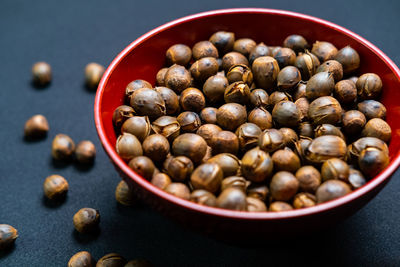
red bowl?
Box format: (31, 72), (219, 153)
(95, 8), (400, 238)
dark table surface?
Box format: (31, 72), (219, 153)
(1, 0), (400, 266)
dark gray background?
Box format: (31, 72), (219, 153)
(1, 0), (399, 266)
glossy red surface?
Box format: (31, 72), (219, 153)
(95, 8), (400, 237)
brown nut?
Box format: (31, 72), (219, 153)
(221, 176), (247, 192)
(130, 88), (166, 120)
(179, 87), (206, 112)
(172, 133), (207, 164)
(348, 168), (366, 189)
(311, 41), (338, 62)
(24, 114), (49, 139)
(216, 187), (247, 211)
(269, 201), (293, 212)
(294, 137), (312, 163)
(52, 134), (76, 161)
(192, 41), (218, 60)
(233, 38), (256, 57)
(272, 100), (301, 128)
(361, 118), (391, 143)
(128, 156), (155, 181)
(252, 56), (280, 89)
(209, 31), (235, 55)
(258, 128), (285, 153)
(224, 81), (251, 104)
(272, 149), (301, 173)
(125, 79), (152, 102)
(0, 224), (18, 250)
(249, 42), (271, 65)
(305, 135), (347, 164)
(166, 44), (192, 65)
(334, 46), (360, 75)
(246, 197), (267, 212)
(334, 80), (357, 105)
(221, 52), (249, 73)
(190, 163), (223, 193)
(43, 174), (69, 200)
(151, 116), (180, 141)
(280, 128), (299, 148)
(283, 34), (309, 53)
(314, 124), (345, 140)
(164, 64), (191, 93)
(308, 96), (342, 125)
(294, 51), (320, 81)
(316, 60), (343, 82)
(247, 184), (269, 201)
(200, 107), (218, 124)
(227, 64), (253, 85)
(85, 62), (105, 89)
(196, 124), (222, 147)
(156, 68), (168, 86)
(348, 137), (389, 161)
(277, 66), (302, 91)
(293, 192), (316, 209)
(154, 86), (180, 115)
(203, 72), (229, 103)
(357, 100), (387, 120)
(295, 166), (321, 193)
(316, 180), (351, 203)
(241, 147), (274, 183)
(270, 171), (299, 201)
(249, 89), (269, 108)
(305, 72), (335, 100)
(321, 158), (350, 182)
(342, 110), (366, 136)
(115, 180), (135, 206)
(121, 116), (151, 142)
(210, 130), (239, 155)
(190, 57), (219, 83)
(151, 173), (172, 190)
(165, 183), (191, 200)
(358, 147), (389, 178)
(273, 47), (296, 68)
(207, 153), (241, 177)
(216, 103), (247, 131)
(298, 122), (314, 138)
(190, 189), (217, 207)
(32, 61), (52, 86)
(235, 123), (262, 152)
(177, 111), (201, 133)
(163, 155), (194, 182)
(248, 107), (273, 130)
(68, 251), (96, 267)
(268, 91), (291, 107)
(356, 73), (383, 100)
(112, 105), (135, 129)
(96, 253), (127, 267)
(73, 208), (100, 233)
(142, 134), (170, 163)
(115, 133), (143, 161)
(294, 97), (309, 121)
(75, 140), (96, 164)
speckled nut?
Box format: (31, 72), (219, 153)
(165, 183), (191, 200)
(115, 133), (143, 161)
(356, 73), (383, 100)
(24, 114), (49, 139)
(316, 180), (351, 203)
(342, 110), (366, 136)
(357, 100), (387, 120)
(316, 60), (343, 82)
(96, 253), (127, 267)
(166, 44), (192, 65)
(192, 41), (219, 60)
(32, 61), (52, 86)
(190, 163), (223, 193)
(249, 42), (270, 65)
(0, 224), (18, 250)
(294, 97), (309, 122)
(252, 56), (280, 89)
(179, 87), (206, 112)
(269, 201), (293, 212)
(190, 57), (219, 83)
(209, 31), (235, 55)
(43, 174), (69, 200)
(295, 166), (321, 193)
(273, 47), (296, 68)
(272, 100), (301, 128)
(85, 62), (105, 89)
(190, 189), (217, 207)
(361, 118), (391, 143)
(115, 180), (135, 206)
(283, 34), (309, 53)
(334, 80), (357, 105)
(130, 88), (166, 120)
(52, 134), (76, 161)
(241, 147), (274, 183)
(172, 133), (207, 164)
(68, 251), (96, 267)
(311, 41), (338, 62)
(270, 171), (299, 201)
(73, 208), (100, 233)
(216, 187), (247, 211)
(164, 64), (191, 93)
(233, 38), (256, 57)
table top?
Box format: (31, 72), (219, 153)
(1, 0), (400, 266)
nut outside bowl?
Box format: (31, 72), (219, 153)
(95, 8), (400, 238)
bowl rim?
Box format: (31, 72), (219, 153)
(95, 8), (400, 220)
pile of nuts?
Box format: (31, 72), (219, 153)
(112, 31), (391, 212)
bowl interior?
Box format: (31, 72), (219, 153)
(96, 9), (400, 217)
